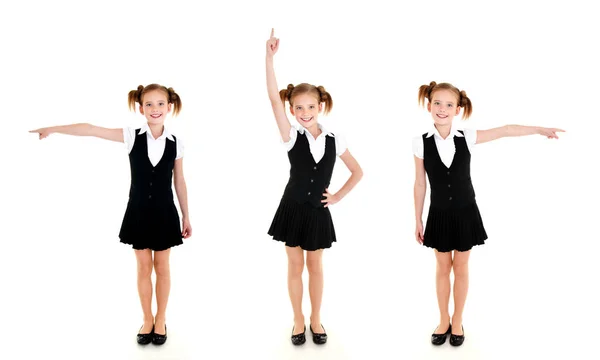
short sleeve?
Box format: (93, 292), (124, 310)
(123, 127), (136, 154)
(282, 127), (298, 151)
(462, 128), (477, 153)
(175, 136), (184, 159)
(412, 136), (424, 159)
(333, 133), (347, 156)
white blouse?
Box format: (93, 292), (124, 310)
(122, 124), (184, 167)
(412, 126), (477, 168)
(282, 124), (347, 163)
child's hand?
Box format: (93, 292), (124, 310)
(182, 217), (192, 239)
(415, 221), (424, 244)
(538, 127), (565, 139)
(29, 127), (53, 139)
(321, 189), (339, 208)
(266, 28), (279, 57)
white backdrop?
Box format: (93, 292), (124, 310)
(2, 1), (598, 359)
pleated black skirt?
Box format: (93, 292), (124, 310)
(423, 202), (488, 252)
(119, 201), (183, 251)
(268, 197), (337, 251)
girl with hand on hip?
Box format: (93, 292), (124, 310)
(266, 29), (363, 346)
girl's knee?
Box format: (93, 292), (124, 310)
(289, 259), (304, 276)
(137, 262), (153, 277)
(153, 260), (170, 277)
(436, 256), (453, 275)
(436, 263), (452, 276)
(306, 257), (322, 275)
(452, 261), (469, 276)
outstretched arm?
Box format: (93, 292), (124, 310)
(29, 123), (124, 142)
(476, 125), (565, 144)
(266, 28), (292, 142)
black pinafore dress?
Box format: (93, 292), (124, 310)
(422, 131), (488, 252)
(119, 129), (183, 251)
(268, 131), (337, 251)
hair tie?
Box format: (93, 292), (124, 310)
(286, 84), (294, 100)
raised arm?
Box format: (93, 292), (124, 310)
(29, 123), (124, 142)
(266, 28), (292, 142)
(475, 125), (565, 144)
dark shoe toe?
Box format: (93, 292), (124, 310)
(291, 325), (306, 346)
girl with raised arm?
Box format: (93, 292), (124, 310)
(266, 29), (363, 345)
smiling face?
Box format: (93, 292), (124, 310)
(290, 92), (322, 129)
(427, 89), (461, 126)
(139, 89), (171, 125)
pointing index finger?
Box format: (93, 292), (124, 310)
(271, 28), (274, 38)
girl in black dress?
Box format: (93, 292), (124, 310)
(413, 81), (564, 346)
(29, 84), (192, 346)
(266, 29), (363, 345)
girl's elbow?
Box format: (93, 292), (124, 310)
(353, 167), (364, 180)
(174, 178), (186, 188)
(414, 181), (426, 188)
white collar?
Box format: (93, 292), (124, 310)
(297, 123), (333, 139)
(426, 124), (464, 140)
(138, 123), (174, 141)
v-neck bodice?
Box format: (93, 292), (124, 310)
(282, 131), (337, 208)
(126, 129), (177, 205)
(431, 135), (462, 170)
(423, 131), (476, 210)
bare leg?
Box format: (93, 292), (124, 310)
(286, 246), (305, 335)
(135, 249), (154, 333)
(306, 249), (325, 333)
(153, 249), (171, 335)
(434, 250), (453, 334)
(451, 250), (470, 335)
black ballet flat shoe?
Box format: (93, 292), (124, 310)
(309, 324), (327, 345)
(449, 325), (465, 346)
(152, 325), (167, 345)
(291, 325), (306, 346)
(431, 324), (451, 345)
(137, 325), (154, 345)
